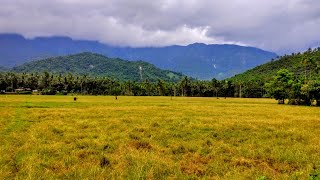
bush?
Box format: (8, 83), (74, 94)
(16, 91), (32, 94)
(6, 87), (13, 92)
(56, 90), (68, 95)
(41, 88), (57, 95)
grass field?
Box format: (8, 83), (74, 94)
(0, 95), (319, 179)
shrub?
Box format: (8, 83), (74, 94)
(41, 88), (57, 95)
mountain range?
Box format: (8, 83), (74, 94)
(11, 52), (184, 82)
(0, 33), (277, 79)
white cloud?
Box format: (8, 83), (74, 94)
(0, 0), (320, 53)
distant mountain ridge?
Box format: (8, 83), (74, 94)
(12, 52), (185, 82)
(0, 33), (277, 79)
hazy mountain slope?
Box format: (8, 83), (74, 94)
(0, 66), (8, 72)
(115, 43), (277, 79)
(0, 34), (277, 79)
(12, 52), (184, 82)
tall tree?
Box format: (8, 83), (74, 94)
(211, 78), (220, 98)
(266, 69), (293, 104)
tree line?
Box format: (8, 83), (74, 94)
(1, 67), (319, 106)
(0, 71), (236, 97)
(1, 48), (319, 106)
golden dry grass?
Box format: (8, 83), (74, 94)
(0, 95), (319, 179)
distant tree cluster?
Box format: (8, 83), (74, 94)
(266, 64), (320, 105)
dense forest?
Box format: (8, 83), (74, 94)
(0, 48), (320, 106)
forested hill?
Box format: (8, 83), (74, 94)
(12, 52), (184, 82)
(229, 48), (320, 82)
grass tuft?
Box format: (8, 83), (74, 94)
(100, 157), (110, 168)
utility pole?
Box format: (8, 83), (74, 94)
(139, 66), (143, 82)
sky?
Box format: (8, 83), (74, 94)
(0, 0), (320, 54)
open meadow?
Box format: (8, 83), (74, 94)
(0, 95), (319, 179)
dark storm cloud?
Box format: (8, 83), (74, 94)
(0, 0), (320, 53)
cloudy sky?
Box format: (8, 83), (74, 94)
(0, 0), (320, 54)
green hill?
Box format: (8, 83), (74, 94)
(12, 52), (185, 82)
(226, 48), (320, 104)
(229, 48), (320, 82)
